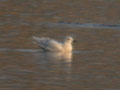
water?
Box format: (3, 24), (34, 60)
(0, 0), (120, 90)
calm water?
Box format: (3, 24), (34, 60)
(0, 0), (120, 90)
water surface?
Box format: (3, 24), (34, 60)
(0, 0), (120, 90)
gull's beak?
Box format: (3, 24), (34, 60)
(73, 40), (77, 43)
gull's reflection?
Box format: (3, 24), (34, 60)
(43, 52), (72, 81)
(45, 52), (72, 62)
(42, 52), (72, 70)
(32, 51), (72, 82)
(32, 51), (73, 71)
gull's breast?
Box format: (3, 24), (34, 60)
(63, 44), (72, 52)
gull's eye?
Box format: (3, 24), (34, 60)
(67, 38), (70, 40)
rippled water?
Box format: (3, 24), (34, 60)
(0, 0), (120, 90)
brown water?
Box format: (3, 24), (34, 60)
(0, 0), (120, 90)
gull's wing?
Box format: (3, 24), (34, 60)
(32, 36), (63, 51)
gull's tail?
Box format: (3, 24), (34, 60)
(32, 36), (41, 45)
(32, 36), (50, 51)
(32, 36), (40, 41)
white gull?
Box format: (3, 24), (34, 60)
(32, 36), (75, 52)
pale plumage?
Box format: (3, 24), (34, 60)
(32, 36), (74, 52)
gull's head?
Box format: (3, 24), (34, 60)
(65, 36), (74, 43)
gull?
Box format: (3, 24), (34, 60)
(32, 36), (75, 52)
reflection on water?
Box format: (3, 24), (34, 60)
(32, 51), (73, 88)
(45, 52), (72, 62)
(32, 51), (72, 74)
